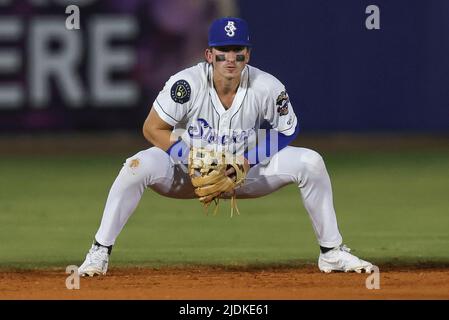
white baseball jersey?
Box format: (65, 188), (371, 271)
(95, 63), (343, 249)
(153, 62), (298, 156)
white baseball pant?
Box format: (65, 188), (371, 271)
(94, 146), (343, 248)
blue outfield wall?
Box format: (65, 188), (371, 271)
(239, 0), (449, 132)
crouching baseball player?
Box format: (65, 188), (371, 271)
(78, 17), (373, 276)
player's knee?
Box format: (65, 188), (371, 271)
(301, 148), (324, 165)
(295, 148), (326, 174)
(122, 147), (167, 181)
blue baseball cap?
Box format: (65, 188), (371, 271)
(208, 17), (252, 47)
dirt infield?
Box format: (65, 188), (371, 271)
(1, 266), (448, 300)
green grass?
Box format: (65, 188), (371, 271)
(1, 150), (448, 269)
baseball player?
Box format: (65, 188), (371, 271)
(78, 17), (373, 276)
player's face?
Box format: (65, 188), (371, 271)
(205, 46), (250, 80)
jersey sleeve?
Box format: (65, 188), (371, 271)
(263, 80), (298, 136)
(153, 73), (195, 127)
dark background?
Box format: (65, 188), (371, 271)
(0, 0), (448, 134)
(240, 0), (449, 133)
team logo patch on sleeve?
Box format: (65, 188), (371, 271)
(276, 91), (290, 116)
(170, 80), (191, 104)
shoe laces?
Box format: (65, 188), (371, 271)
(337, 244), (351, 253)
(87, 245), (108, 263)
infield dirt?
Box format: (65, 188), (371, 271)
(1, 266), (448, 299)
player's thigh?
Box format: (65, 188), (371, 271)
(121, 147), (171, 186)
(235, 146), (323, 198)
(154, 164), (196, 199)
(125, 148), (196, 199)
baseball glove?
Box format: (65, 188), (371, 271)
(188, 146), (247, 217)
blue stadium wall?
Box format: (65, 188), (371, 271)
(0, 0), (447, 133)
(239, 0), (449, 132)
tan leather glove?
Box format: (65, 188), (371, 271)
(188, 147), (247, 217)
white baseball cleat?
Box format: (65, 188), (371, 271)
(318, 245), (373, 273)
(78, 244), (109, 277)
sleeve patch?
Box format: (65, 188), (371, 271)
(170, 80), (191, 104)
(276, 91), (290, 116)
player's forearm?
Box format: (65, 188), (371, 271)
(143, 107), (178, 151)
(143, 127), (175, 151)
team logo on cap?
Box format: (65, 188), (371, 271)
(224, 21), (237, 37)
(171, 80), (191, 104)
